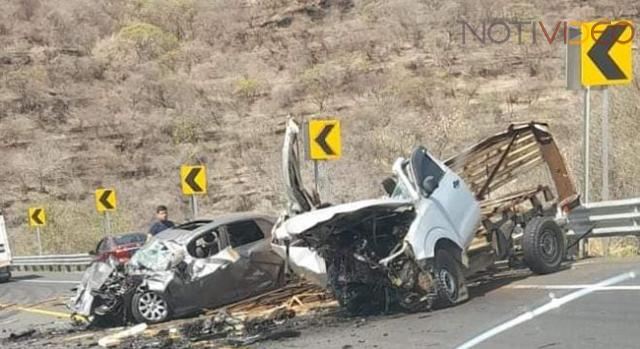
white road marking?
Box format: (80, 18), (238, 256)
(15, 279), (78, 285)
(456, 271), (637, 349)
(506, 284), (640, 291)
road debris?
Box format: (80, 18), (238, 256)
(98, 323), (148, 348)
(7, 329), (36, 341)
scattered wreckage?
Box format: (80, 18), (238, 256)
(69, 213), (285, 325)
(272, 119), (579, 314)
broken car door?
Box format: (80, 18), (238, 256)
(221, 219), (281, 299)
(410, 147), (480, 245)
(282, 118), (320, 214)
(173, 229), (237, 310)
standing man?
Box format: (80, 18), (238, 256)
(148, 205), (175, 237)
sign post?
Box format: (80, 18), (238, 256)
(28, 207), (46, 255)
(181, 165), (207, 219)
(307, 118), (342, 197)
(576, 20), (634, 257)
(95, 188), (117, 236)
(601, 87), (610, 256)
(582, 86), (591, 204)
(601, 88), (610, 201)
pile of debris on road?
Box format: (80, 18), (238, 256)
(60, 282), (338, 348)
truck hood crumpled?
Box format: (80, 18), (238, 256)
(275, 118), (415, 287)
(273, 198), (414, 287)
(274, 198), (414, 239)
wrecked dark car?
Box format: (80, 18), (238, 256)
(69, 213), (285, 325)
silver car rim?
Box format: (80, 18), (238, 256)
(138, 292), (168, 321)
(439, 268), (457, 300)
(540, 229), (559, 263)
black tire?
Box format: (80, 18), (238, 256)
(522, 216), (565, 274)
(433, 249), (465, 308)
(131, 291), (171, 324)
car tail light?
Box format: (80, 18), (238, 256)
(114, 248), (130, 262)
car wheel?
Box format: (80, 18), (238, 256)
(523, 216), (565, 274)
(433, 249), (465, 308)
(131, 291), (171, 324)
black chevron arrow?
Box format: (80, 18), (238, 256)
(31, 209), (44, 225)
(99, 190), (114, 209)
(587, 24), (627, 80)
(185, 168), (203, 192)
(314, 124), (335, 156)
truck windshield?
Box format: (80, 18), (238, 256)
(391, 179), (412, 199)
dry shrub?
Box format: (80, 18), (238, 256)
(16, 0), (41, 21)
(135, 0), (196, 40)
(192, 0), (250, 48)
(170, 113), (202, 144)
(299, 62), (346, 111)
(94, 22), (178, 67)
(234, 77), (266, 104)
(4, 65), (49, 114)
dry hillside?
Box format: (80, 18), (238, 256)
(1, 0), (639, 255)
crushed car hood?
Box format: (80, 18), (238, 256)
(274, 198), (413, 240)
(68, 261), (116, 316)
(272, 198), (413, 288)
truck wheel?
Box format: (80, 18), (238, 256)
(433, 249), (465, 308)
(523, 216), (565, 274)
(131, 291), (171, 324)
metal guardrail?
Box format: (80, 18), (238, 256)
(11, 253), (93, 272)
(568, 197), (640, 238)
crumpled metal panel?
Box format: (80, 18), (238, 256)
(445, 122), (577, 204)
(282, 118), (320, 215)
(68, 261), (116, 316)
(190, 247), (240, 280)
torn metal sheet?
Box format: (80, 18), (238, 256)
(98, 323), (147, 347)
(275, 198), (413, 237)
(68, 258), (117, 317)
(278, 243), (328, 287)
(283, 118), (320, 215)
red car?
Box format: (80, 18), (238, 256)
(90, 232), (148, 264)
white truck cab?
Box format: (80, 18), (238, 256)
(0, 212), (12, 282)
(389, 146), (481, 263)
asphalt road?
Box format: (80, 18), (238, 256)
(261, 257), (640, 349)
(1, 258), (640, 348)
(0, 271), (81, 334)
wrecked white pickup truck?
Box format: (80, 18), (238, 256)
(272, 119), (579, 314)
